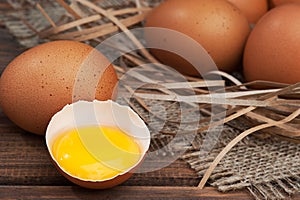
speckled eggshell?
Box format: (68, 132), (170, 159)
(0, 40), (118, 135)
(145, 0), (251, 75)
(227, 0), (269, 24)
(243, 4), (300, 84)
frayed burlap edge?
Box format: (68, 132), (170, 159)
(182, 122), (300, 200)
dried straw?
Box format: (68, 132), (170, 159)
(198, 108), (300, 189)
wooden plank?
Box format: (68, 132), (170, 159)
(0, 109), (199, 187)
(0, 0), (12, 11)
(0, 110), (253, 198)
(0, 186), (254, 200)
(0, 28), (23, 74)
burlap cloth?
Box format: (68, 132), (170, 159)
(1, 1), (299, 199)
(129, 98), (300, 200)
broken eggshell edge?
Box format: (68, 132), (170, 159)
(45, 100), (151, 189)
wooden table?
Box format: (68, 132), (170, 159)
(0, 7), (298, 200)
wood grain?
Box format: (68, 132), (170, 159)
(0, 186), (252, 200)
(0, 111), (199, 187)
(0, 28), (23, 74)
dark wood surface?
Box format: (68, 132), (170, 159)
(0, 2), (298, 199)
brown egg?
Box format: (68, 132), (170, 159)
(0, 40), (118, 135)
(243, 4), (300, 84)
(269, 0), (300, 8)
(145, 0), (251, 76)
(227, 0), (269, 24)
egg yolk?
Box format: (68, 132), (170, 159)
(52, 126), (141, 181)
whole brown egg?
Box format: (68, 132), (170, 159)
(227, 0), (269, 24)
(0, 40), (118, 135)
(145, 0), (251, 76)
(243, 4), (300, 84)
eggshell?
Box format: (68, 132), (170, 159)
(227, 0), (269, 24)
(0, 40), (118, 135)
(269, 0), (300, 8)
(46, 100), (151, 189)
(243, 4), (300, 84)
(145, 0), (250, 75)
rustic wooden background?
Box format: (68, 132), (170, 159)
(0, 1), (299, 199)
